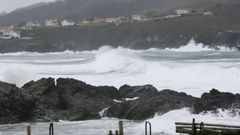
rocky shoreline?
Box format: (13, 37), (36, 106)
(0, 78), (240, 125)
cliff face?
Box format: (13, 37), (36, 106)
(0, 15), (240, 53)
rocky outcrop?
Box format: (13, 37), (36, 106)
(106, 89), (196, 120)
(0, 81), (35, 124)
(193, 89), (240, 113)
(119, 85), (158, 98)
(1, 78), (240, 124)
(21, 78), (119, 122)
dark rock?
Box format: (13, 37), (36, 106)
(22, 78), (56, 99)
(57, 78), (121, 100)
(21, 78), (120, 122)
(119, 84), (158, 98)
(106, 88), (196, 120)
(1, 78), (240, 124)
(194, 89), (240, 113)
(0, 81), (35, 124)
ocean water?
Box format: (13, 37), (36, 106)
(0, 39), (240, 134)
(0, 109), (239, 135)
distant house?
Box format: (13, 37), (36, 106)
(0, 29), (20, 39)
(105, 18), (118, 23)
(92, 18), (106, 24)
(203, 11), (213, 16)
(176, 9), (191, 16)
(26, 21), (41, 29)
(164, 14), (180, 19)
(61, 20), (75, 26)
(81, 19), (94, 24)
(45, 19), (59, 27)
(132, 14), (147, 21)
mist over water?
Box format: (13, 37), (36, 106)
(1, 40), (240, 134)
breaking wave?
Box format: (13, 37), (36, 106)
(0, 40), (240, 96)
(166, 38), (214, 52)
(0, 40), (240, 134)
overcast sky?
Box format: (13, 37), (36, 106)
(0, 0), (56, 13)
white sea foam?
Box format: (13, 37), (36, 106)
(125, 97), (139, 101)
(166, 38), (214, 52)
(136, 108), (240, 135)
(99, 107), (109, 118)
(0, 108), (239, 135)
(0, 42), (240, 96)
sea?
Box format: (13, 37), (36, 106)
(0, 39), (240, 135)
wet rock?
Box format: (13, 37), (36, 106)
(0, 81), (35, 124)
(119, 84), (158, 98)
(106, 89), (196, 120)
(21, 78), (120, 122)
(194, 89), (240, 113)
(1, 78), (240, 124)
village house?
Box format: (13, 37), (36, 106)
(92, 18), (106, 24)
(203, 11), (213, 16)
(81, 19), (94, 24)
(105, 18), (118, 23)
(61, 20), (75, 26)
(164, 14), (180, 19)
(45, 19), (59, 27)
(26, 21), (41, 29)
(176, 9), (191, 16)
(0, 29), (21, 39)
(132, 14), (147, 21)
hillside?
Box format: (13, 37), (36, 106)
(0, 0), (203, 26)
(0, 15), (239, 52)
(0, 0), (240, 52)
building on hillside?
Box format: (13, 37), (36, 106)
(92, 18), (106, 24)
(203, 11), (213, 16)
(164, 14), (180, 19)
(45, 19), (59, 27)
(81, 19), (94, 24)
(105, 18), (118, 23)
(132, 14), (147, 21)
(176, 9), (191, 16)
(26, 21), (41, 29)
(61, 20), (75, 26)
(0, 29), (21, 39)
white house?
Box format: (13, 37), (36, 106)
(106, 18), (118, 23)
(26, 21), (41, 28)
(61, 20), (75, 26)
(132, 14), (147, 21)
(164, 14), (180, 18)
(176, 9), (191, 15)
(45, 19), (59, 27)
(203, 11), (213, 16)
(0, 30), (21, 39)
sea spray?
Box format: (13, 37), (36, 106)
(0, 40), (240, 96)
(137, 108), (240, 135)
(3, 67), (37, 87)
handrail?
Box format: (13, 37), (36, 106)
(145, 121), (152, 135)
(49, 122), (54, 135)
